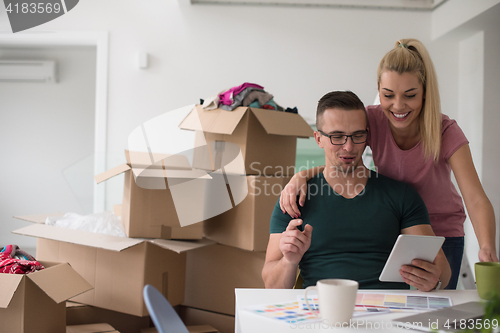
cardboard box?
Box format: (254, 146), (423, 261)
(66, 302), (151, 333)
(66, 323), (119, 333)
(183, 244), (265, 315)
(203, 175), (290, 251)
(95, 150), (209, 239)
(112, 204), (203, 241)
(178, 306), (235, 333)
(0, 261), (92, 333)
(13, 218), (214, 317)
(179, 105), (313, 176)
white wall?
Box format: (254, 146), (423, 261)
(458, 31), (484, 276)
(0, 46), (96, 248)
(432, 0), (500, 40)
(431, 2), (500, 269)
(480, 5), (500, 262)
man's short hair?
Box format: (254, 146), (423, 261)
(316, 91), (368, 130)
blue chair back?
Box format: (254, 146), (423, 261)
(143, 284), (189, 333)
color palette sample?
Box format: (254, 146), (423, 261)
(246, 300), (321, 324)
(297, 295), (391, 317)
(356, 292), (452, 311)
(246, 293), (452, 325)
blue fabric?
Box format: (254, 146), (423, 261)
(442, 236), (464, 290)
(249, 100), (260, 108)
(249, 98), (278, 110)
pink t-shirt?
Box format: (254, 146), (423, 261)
(366, 105), (469, 237)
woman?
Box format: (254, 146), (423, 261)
(280, 38), (498, 289)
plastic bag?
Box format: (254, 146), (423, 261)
(46, 211), (126, 237)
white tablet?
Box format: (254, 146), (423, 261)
(379, 234), (445, 283)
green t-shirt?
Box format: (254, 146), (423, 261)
(270, 171), (430, 289)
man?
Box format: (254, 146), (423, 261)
(262, 91), (451, 291)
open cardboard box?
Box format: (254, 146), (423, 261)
(95, 150), (210, 239)
(179, 105), (314, 176)
(98, 150), (252, 240)
(13, 214), (215, 317)
(0, 260), (93, 333)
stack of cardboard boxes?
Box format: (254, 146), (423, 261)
(12, 151), (217, 333)
(178, 105), (313, 317)
(13, 214), (215, 333)
(11, 104), (313, 333)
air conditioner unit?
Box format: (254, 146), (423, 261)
(0, 60), (57, 83)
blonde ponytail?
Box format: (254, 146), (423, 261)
(377, 38), (442, 162)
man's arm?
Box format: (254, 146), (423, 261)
(262, 219), (313, 289)
(400, 224), (452, 291)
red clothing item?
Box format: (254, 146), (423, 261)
(0, 245), (44, 274)
(367, 105), (469, 237)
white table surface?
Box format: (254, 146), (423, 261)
(235, 288), (481, 333)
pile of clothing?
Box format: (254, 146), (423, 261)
(201, 82), (298, 114)
(0, 244), (44, 274)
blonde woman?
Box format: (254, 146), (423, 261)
(280, 38), (498, 289)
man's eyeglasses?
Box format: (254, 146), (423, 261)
(317, 130), (368, 145)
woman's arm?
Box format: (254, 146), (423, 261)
(279, 166), (325, 217)
(448, 144), (499, 262)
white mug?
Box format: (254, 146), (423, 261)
(304, 279), (359, 326)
